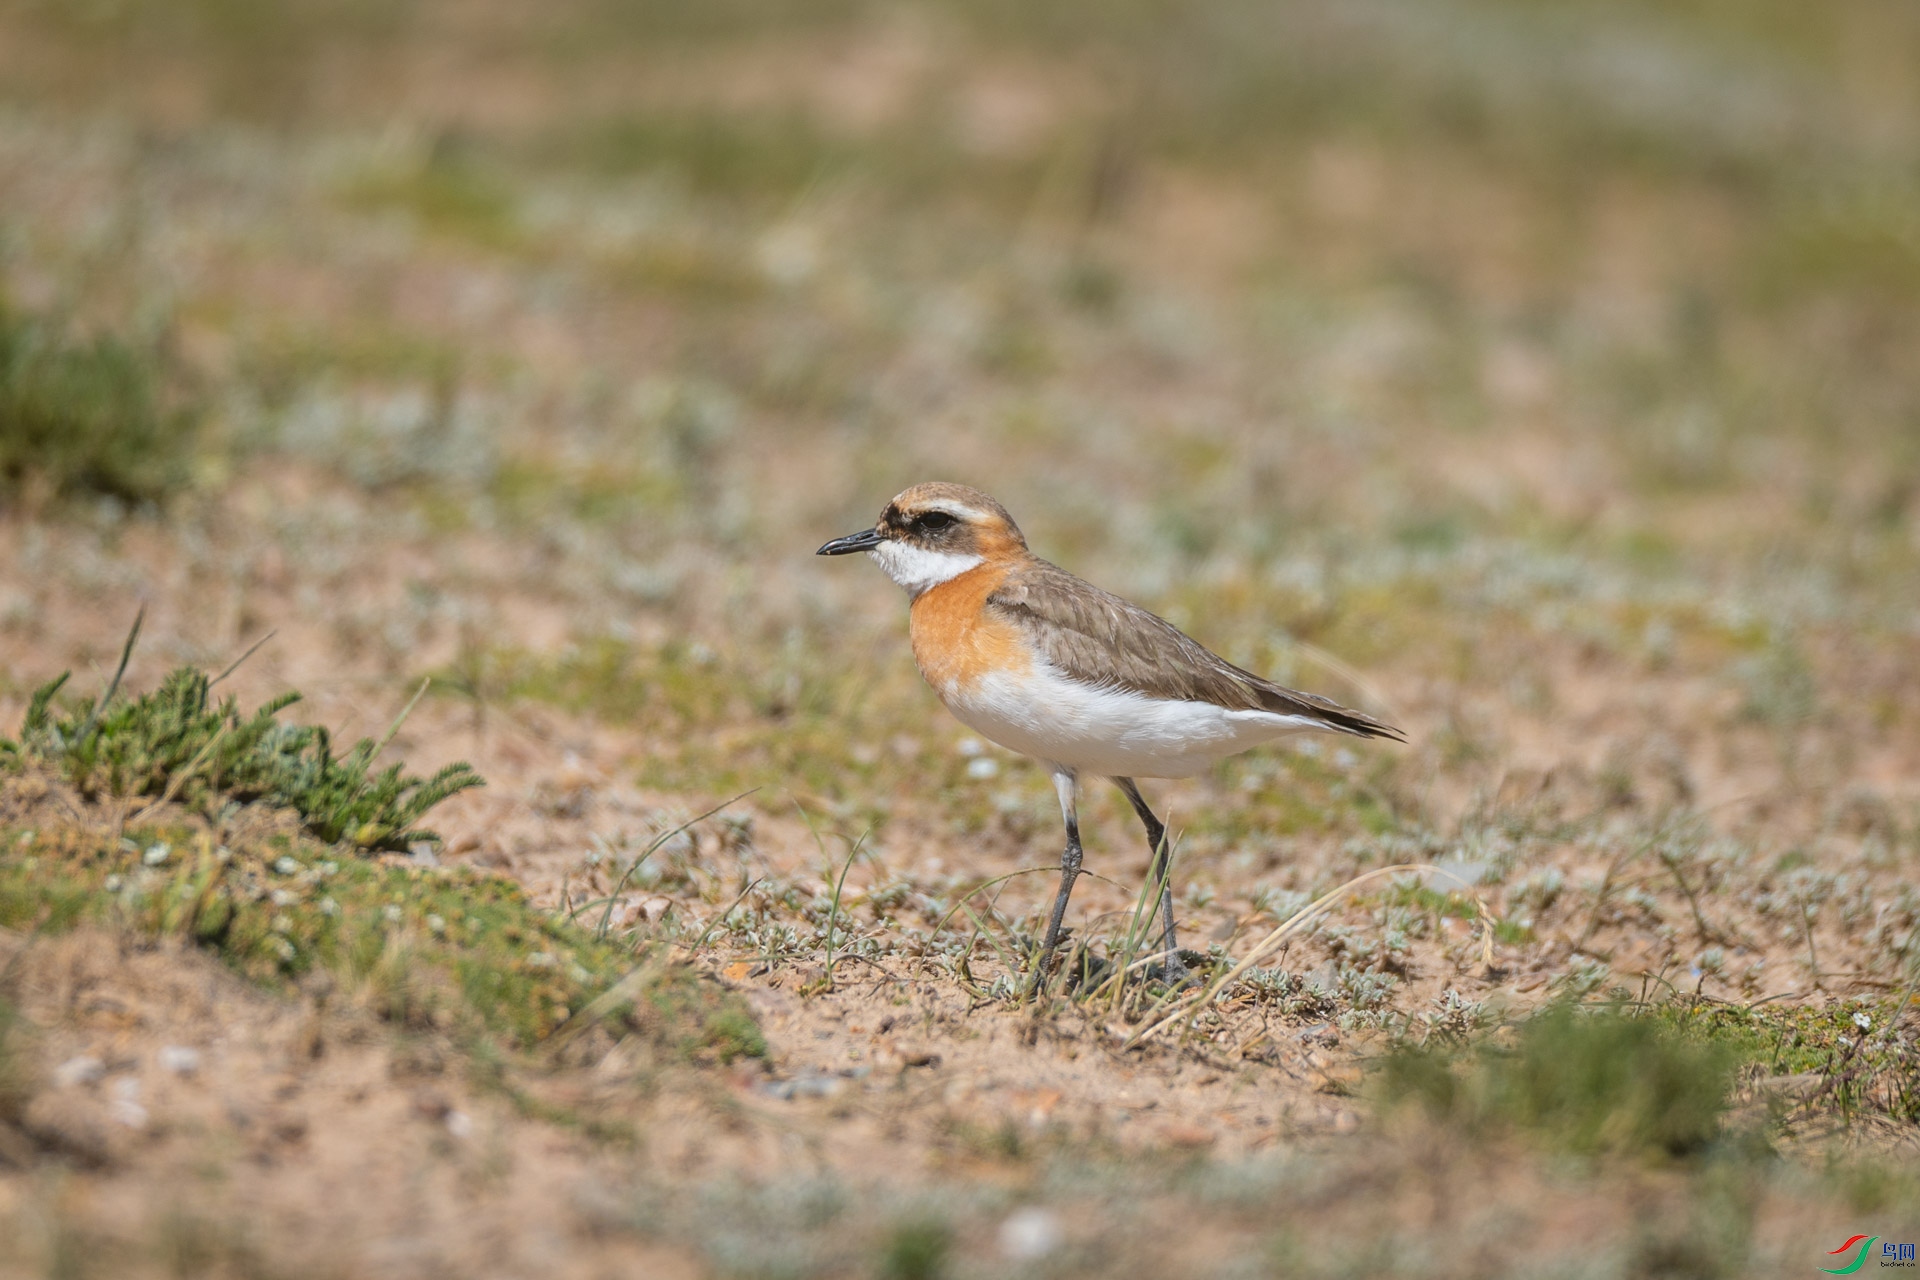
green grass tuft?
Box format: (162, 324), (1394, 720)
(342, 140), (521, 248)
(0, 302), (199, 506)
(0, 650), (761, 1063)
(878, 1219), (951, 1280)
(4, 660), (482, 852)
(0, 819), (760, 1059)
(1380, 1004), (1741, 1157)
(0, 995), (29, 1134)
(1655, 999), (1920, 1124)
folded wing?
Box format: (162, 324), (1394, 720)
(988, 559), (1404, 741)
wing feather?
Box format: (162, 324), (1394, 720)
(986, 560), (1403, 741)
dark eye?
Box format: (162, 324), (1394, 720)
(915, 512), (956, 533)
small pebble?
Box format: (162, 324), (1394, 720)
(109, 1078), (147, 1130)
(999, 1208), (1062, 1261)
(143, 843), (170, 866)
(411, 1089), (453, 1121)
(446, 1110), (474, 1139)
(54, 1055), (105, 1088)
(1160, 1122), (1216, 1148)
(755, 1072), (846, 1101)
(157, 1045), (201, 1077)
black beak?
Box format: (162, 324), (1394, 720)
(816, 527), (884, 556)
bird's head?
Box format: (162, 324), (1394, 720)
(816, 482), (1027, 596)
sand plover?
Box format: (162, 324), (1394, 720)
(819, 482), (1403, 989)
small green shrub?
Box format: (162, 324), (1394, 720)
(0, 997), (30, 1128)
(3, 654), (481, 852)
(0, 821), (761, 1057)
(1380, 1004), (1740, 1157)
(1656, 999), (1920, 1124)
(342, 143), (519, 247)
(0, 643), (762, 1059)
(0, 303), (199, 505)
(879, 1219), (950, 1280)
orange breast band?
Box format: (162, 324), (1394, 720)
(908, 562), (1030, 695)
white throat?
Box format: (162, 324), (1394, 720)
(868, 540), (983, 596)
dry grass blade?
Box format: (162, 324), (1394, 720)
(1127, 862), (1478, 1047)
(77, 604), (143, 742)
(822, 826), (871, 989)
(544, 954), (669, 1051)
(686, 875), (766, 951)
(579, 789), (758, 937)
(126, 722), (230, 826)
(209, 629), (277, 687)
(926, 866), (1062, 941)
(372, 677), (432, 758)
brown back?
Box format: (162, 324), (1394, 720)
(986, 558), (1403, 740)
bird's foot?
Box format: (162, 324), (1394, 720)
(1062, 950), (1115, 993)
(1023, 926), (1078, 998)
(1144, 949), (1208, 991)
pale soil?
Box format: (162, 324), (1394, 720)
(0, 922), (1902, 1278)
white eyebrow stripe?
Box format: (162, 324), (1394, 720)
(913, 503), (985, 522)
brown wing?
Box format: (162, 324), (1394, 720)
(987, 559), (1404, 741)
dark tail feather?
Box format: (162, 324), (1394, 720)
(1259, 685), (1406, 743)
(1317, 703), (1405, 742)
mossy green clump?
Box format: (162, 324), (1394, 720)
(0, 995), (30, 1131)
(1380, 1004), (1740, 1157)
(0, 302), (199, 506)
(0, 653), (762, 1061)
(1656, 998), (1919, 1123)
(0, 822), (761, 1059)
(878, 1218), (951, 1280)
(4, 656), (481, 852)
(342, 143), (521, 249)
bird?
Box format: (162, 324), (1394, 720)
(817, 482), (1403, 991)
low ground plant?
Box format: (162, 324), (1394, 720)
(0, 821), (759, 1058)
(1380, 1003), (1743, 1157)
(0, 655), (762, 1061)
(0, 303), (199, 506)
(3, 627), (481, 852)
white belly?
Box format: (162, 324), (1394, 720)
(939, 661), (1330, 778)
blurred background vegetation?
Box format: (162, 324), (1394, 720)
(0, 0), (1916, 867)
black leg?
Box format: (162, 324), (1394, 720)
(1115, 777), (1185, 979)
(1030, 770), (1081, 996)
